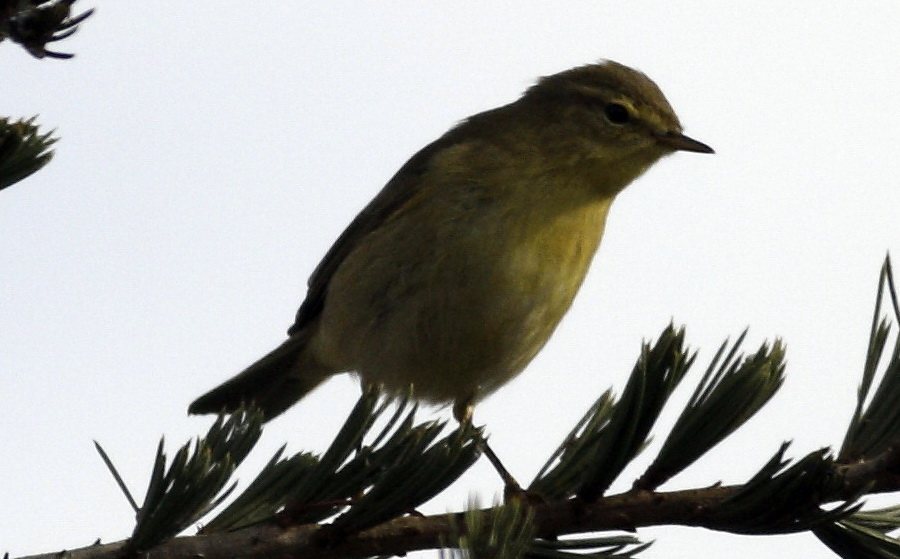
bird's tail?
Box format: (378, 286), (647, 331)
(188, 335), (333, 421)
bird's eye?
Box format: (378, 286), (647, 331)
(603, 103), (630, 125)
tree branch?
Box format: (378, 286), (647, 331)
(834, 442), (900, 499)
(17, 467), (891, 559)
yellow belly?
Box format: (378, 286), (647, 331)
(313, 188), (613, 406)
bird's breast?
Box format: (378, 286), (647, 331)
(314, 177), (614, 404)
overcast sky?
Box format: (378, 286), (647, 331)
(3, 3), (900, 558)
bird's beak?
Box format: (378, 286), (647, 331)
(657, 131), (714, 154)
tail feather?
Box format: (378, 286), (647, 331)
(188, 336), (333, 421)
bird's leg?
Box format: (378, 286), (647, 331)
(453, 400), (523, 497)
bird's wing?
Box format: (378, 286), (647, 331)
(287, 133), (455, 335)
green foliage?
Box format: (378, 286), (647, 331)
(204, 387), (481, 534)
(331, 414), (480, 534)
(712, 443), (859, 534)
(840, 256), (900, 461)
(85, 256), (900, 559)
(0, 0), (94, 59)
(96, 408), (264, 552)
(530, 324), (694, 500)
(444, 500), (536, 559)
(0, 117), (56, 192)
(529, 535), (651, 559)
(529, 389), (617, 501)
(816, 518), (900, 559)
(813, 255), (900, 558)
(817, 505), (900, 558)
(637, 331), (785, 490)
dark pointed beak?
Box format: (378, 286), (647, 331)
(657, 131), (714, 154)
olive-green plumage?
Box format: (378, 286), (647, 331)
(189, 60), (712, 422)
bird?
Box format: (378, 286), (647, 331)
(188, 60), (713, 430)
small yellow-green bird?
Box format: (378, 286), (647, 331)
(189, 60), (713, 424)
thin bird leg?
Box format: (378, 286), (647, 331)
(453, 400), (523, 495)
(482, 440), (523, 496)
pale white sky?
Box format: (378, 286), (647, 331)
(3, 3), (900, 558)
